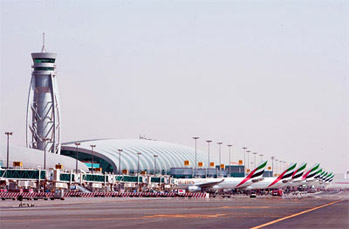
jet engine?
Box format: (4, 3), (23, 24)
(188, 186), (201, 192)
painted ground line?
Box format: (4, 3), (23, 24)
(250, 199), (343, 229)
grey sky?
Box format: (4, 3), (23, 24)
(0, 0), (348, 173)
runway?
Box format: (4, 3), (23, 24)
(1, 191), (348, 228)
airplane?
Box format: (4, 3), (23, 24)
(301, 163), (320, 181)
(292, 163), (307, 180)
(314, 170), (325, 179)
(256, 163), (322, 190)
(325, 174), (335, 183)
(322, 172), (334, 183)
(279, 162), (307, 188)
(304, 168), (325, 187)
(312, 171), (334, 188)
(311, 170), (330, 188)
(175, 161), (268, 192)
(244, 162), (297, 190)
(318, 171), (328, 182)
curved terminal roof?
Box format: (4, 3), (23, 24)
(62, 139), (217, 173)
(0, 142), (89, 171)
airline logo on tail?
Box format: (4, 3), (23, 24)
(326, 174), (335, 183)
(267, 162), (297, 188)
(316, 171), (325, 180)
(236, 161), (267, 188)
(302, 163), (320, 180)
(314, 168), (323, 179)
(324, 173), (334, 182)
(320, 171), (328, 180)
(292, 163), (307, 179)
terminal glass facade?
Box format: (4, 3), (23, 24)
(61, 150), (113, 173)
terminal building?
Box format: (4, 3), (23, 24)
(0, 142), (88, 171)
(61, 138), (216, 175)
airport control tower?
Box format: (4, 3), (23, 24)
(26, 34), (61, 154)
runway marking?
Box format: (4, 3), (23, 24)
(144, 213), (226, 218)
(219, 206), (270, 209)
(250, 200), (343, 229)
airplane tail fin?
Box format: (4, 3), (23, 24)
(320, 171), (328, 180)
(316, 171), (326, 180)
(314, 168), (323, 179)
(250, 161), (268, 179)
(281, 162), (297, 179)
(267, 162), (297, 188)
(292, 162), (307, 179)
(327, 174), (335, 183)
(302, 163), (320, 180)
(324, 173), (334, 182)
(236, 161), (267, 188)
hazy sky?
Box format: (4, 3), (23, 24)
(0, 0), (348, 173)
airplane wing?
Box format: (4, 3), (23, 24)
(196, 179), (225, 189)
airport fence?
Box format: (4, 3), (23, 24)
(0, 192), (207, 199)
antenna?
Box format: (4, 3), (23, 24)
(41, 33), (46, 52)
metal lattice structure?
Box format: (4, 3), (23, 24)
(26, 36), (61, 154)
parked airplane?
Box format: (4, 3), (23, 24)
(323, 172), (334, 183)
(244, 162), (297, 190)
(175, 161), (267, 192)
(326, 174), (335, 183)
(301, 163), (320, 181)
(279, 162), (307, 188)
(292, 163), (307, 180)
(313, 171), (334, 188)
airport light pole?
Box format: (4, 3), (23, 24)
(253, 152), (257, 169)
(74, 142), (81, 173)
(246, 150), (251, 172)
(275, 159), (278, 175)
(206, 140), (212, 178)
(117, 148), (123, 175)
(90, 144), (96, 174)
(217, 142), (223, 177)
(137, 152), (142, 186)
(279, 160), (282, 173)
(5, 132), (13, 168)
(227, 144), (232, 165)
(271, 156), (275, 176)
(282, 161), (286, 171)
(193, 136), (199, 177)
(153, 154), (158, 176)
(279, 160), (283, 171)
(242, 147), (247, 173)
(259, 154), (263, 163)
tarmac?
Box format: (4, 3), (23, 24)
(0, 190), (348, 228)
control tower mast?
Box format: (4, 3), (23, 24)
(26, 33), (61, 154)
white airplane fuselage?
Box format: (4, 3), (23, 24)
(212, 177), (252, 190)
(176, 177), (252, 191)
(245, 177), (284, 190)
